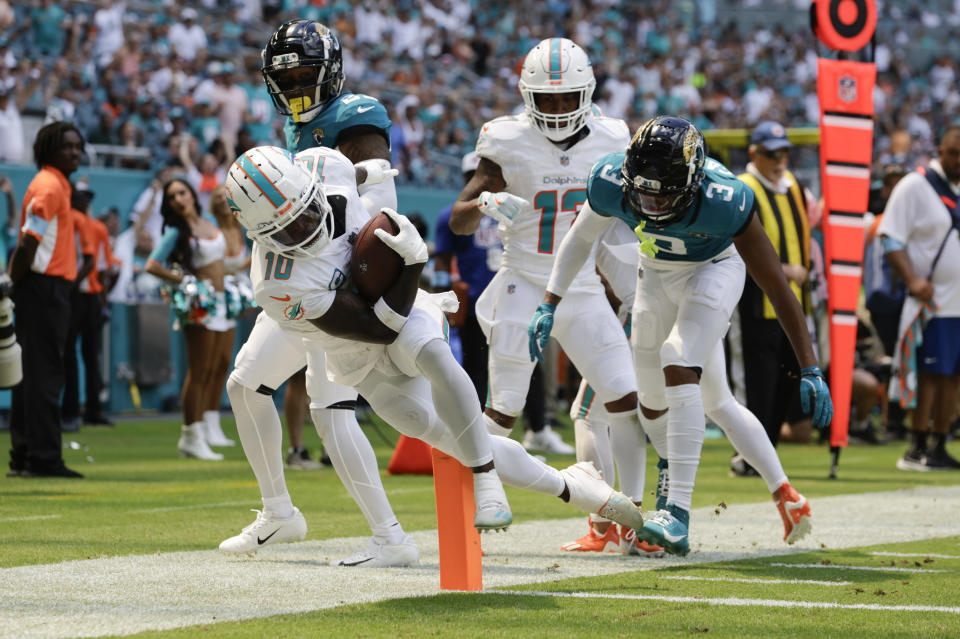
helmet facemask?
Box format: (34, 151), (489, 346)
(518, 38), (596, 142)
(261, 20), (344, 124)
(622, 117), (706, 227)
(226, 146), (335, 258)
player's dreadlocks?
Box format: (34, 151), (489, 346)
(32, 121), (84, 170)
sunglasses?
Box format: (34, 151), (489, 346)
(758, 147), (790, 160)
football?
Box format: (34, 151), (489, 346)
(350, 211), (404, 302)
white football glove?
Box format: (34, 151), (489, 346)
(355, 159), (399, 186)
(477, 191), (528, 228)
(374, 208), (428, 265)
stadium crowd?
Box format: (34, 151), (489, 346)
(0, 0), (957, 187)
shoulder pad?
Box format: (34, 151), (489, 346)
(328, 93), (390, 132)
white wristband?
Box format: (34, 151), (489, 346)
(373, 297), (408, 333)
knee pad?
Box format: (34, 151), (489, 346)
(366, 381), (447, 443)
(226, 373), (274, 400)
(309, 405), (356, 441)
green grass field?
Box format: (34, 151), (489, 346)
(2, 416), (960, 638)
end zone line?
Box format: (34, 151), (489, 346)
(769, 562), (948, 574)
(484, 590), (960, 614)
(870, 552), (959, 559)
(661, 576), (851, 586)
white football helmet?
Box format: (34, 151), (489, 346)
(225, 146), (334, 258)
(518, 38), (596, 142)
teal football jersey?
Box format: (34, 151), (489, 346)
(587, 153), (755, 262)
(283, 92), (391, 153)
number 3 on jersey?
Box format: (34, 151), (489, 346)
(533, 188), (586, 254)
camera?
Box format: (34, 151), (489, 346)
(0, 272), (22, 388)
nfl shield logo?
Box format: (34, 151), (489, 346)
(838, 75), (857, 104)
(560, 155), (570, 166)
(507, 284), (516, 294)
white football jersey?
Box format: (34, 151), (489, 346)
(250, 146), (384, 385)
(475, 112), (630, 290)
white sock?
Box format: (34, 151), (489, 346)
(664, 384), (705, 513)
(483, 413), (513, 437)
(416, 340), (494, 467)
(226, 378), (289, 505)
(488, 434), (565, 496)
(607, 409), (647, 504)
(639, 411), (668, 459)
(708, 398), (788, 493)
(311, 407), (405, 544)
(574, 418), (614, 486)
(262, 494), (294, 520)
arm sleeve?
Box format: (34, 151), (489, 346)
(546, 200), (612, 297)
(148, 227), (179, 263)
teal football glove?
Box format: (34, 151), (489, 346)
(527, 302), (556, 363)
(799, 366), (833, 430)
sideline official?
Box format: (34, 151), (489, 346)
(7, 122), (85, 479)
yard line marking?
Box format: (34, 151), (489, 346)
(128, 500), (256, 514)
(870, 552), (959, 559)
(486, 590), (960, 614)
(661, 576), (851, 586)
(0, 515), (62, 523)
(769, 562), (947, 574)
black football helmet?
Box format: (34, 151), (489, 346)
(621, 116), (706, 226)
(261, 19), (345, 123)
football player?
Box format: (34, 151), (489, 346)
(530, 116), (833, 556)
(450, 38), (653, 551)
(225, 145), (649, 541)
(220, 19), (409, 567)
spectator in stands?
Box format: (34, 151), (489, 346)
(178, 135), (228, 215)
(145, 177), (236, 460)
(0, 68), (42, 164)
(91, 0), (126, 69)
(208, 62), (248, 149)
(27, 0), (71, 61)
(879, 125), (960, 472)
(7, 121), (85, 478)
(168, 8), (207, 63)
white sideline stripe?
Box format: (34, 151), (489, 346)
(871, 552), (959, 559)
(662, 575), (851, 586)
(128, 500), (256, 514)
(828, 214), (865, 228)
(826, 164), (871, 179)
(0, 515), (62, 523)
(3, 484), (960, 639)
(770, 562), (947, 574)
(829, 264), (862, 277)
(822, 114), (875, 130)
(486, 589), (960, 614)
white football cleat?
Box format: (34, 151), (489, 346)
(331, 535), (420, 567)
(219, 507), (307, 554)
(523, 425), (575, 455)
(178, 422), (223, 461)
(473, 468), (513, 531)
(560, 461), (645, 530)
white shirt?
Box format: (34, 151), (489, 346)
(0, 100), (23, 163)
(878, 159), (960, 317)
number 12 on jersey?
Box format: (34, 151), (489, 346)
(533, 188), (586, 254)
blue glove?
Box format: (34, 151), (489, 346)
(527, 302), (556, 363)
(799, 366), (833, 430)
